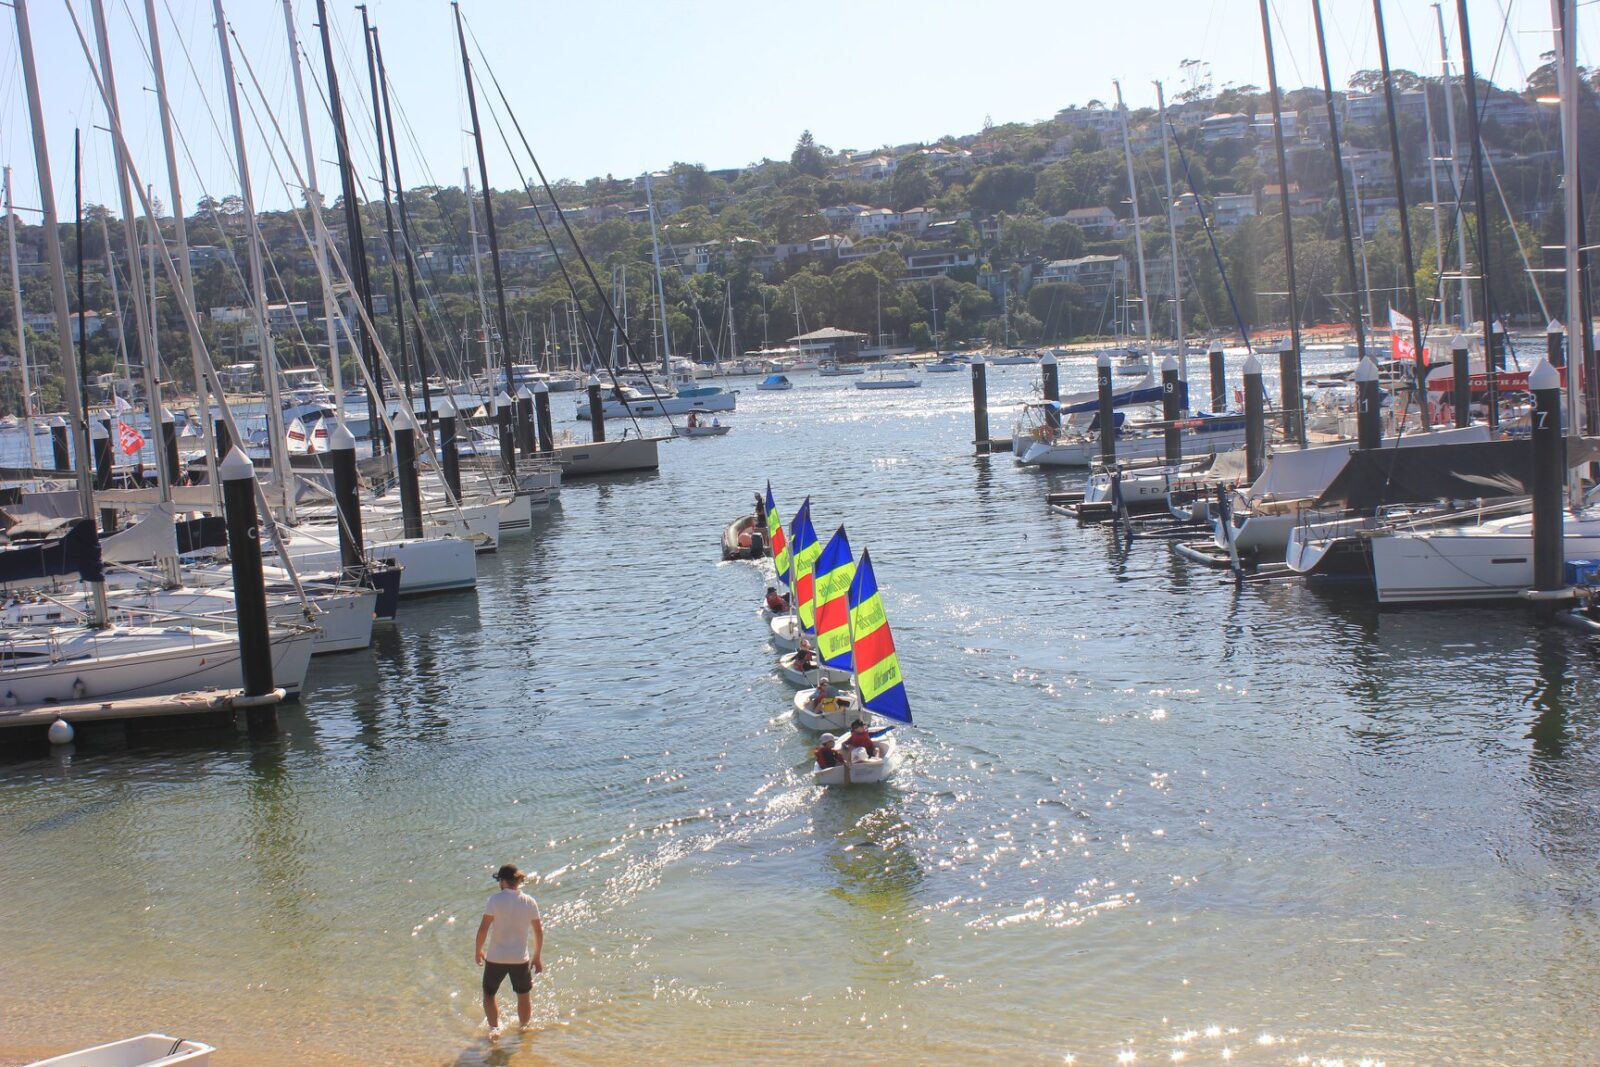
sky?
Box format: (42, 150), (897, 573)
(0, 0), (1591, 224)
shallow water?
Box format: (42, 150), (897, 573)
(3, 359), (1598, 1067)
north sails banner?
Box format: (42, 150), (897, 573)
(789, 498), (822, 634)
(765, 482), (791, 586)
(812, 525), (856, 671)
(848, 549), (911, 724)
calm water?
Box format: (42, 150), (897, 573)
(3, 360), (1598, 1067)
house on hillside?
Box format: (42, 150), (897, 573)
(1200, 113), (1251, 144)
(904, 248), (977, 281)
(1035, 254), (1126, 300)
(1063, 207), (1119, 238)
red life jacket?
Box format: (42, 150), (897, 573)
(816, 745), (844, 768)
(845, 729), (874, 752)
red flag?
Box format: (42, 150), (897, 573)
(116, 420), (146, 457)
(1388, 307), (1416, 363)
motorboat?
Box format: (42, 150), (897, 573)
(674, 422), (731, 438)
(855, 373), (921, 390)
(988, 351), (1039, 366)
(575, 382), (736, 420)
(1115, 349), (1151, 377)
(924, 357), (965, 373)
(756, 374), (794, 391)
(818, 361), (865, 377)
(1019, 412), (1248, 468)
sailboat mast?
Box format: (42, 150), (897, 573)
(1114, 80), (1153, 350)
(315, 0), (384, 452)
(280, 0), (343, 421)
(1435, 2), (1472, 331)
(5, 169), (37, 470)
(12, 0), (106, 626)
(1421, 82), (1447, 330)
(1453, 0), (1498, 425)
(643, 174), (672, 375)
(1352, 170), (1375, 328)
(1373, 0), (1425, 421)
(1259, 0), (1303, 416)
(360, 11), (413, 410)
(213, 0), (290, 515)
(1553, 0), (1584, 437)
(89, 0), (168, 503)
(453, 1), (515, 400)
(464, 168), (490, 381)
(1156, 81), (1184, 379)
(1311, 0), (1368, 365)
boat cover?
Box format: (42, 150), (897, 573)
(1246, 425), (1492, 503)
(0, 517), (103, 584)
(1315, 439), (1537, 510)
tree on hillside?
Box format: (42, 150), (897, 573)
(969, 164), (1035, 215)
(891, 155), (933, 211)
(791, 131), (829, 178)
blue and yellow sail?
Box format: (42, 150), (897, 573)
(765, 482), (790, 586)
(812, 526), (856, 670)
(789, 499), (822, 634)
(847, 549), (911, 724)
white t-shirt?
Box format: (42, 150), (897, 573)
(483, 889), (541, 964)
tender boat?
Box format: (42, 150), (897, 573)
(25, 1034), (214, 1067)
(756, 374), (794, 391)
(855, 374), (921, 390)
(924, 357), (965, 373)
(722, 514), (761, 560)
(674, 422), (731, 437)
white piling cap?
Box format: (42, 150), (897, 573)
(496, 391), (513, 409)
(1451, 334), (1470, 351)
(392, 407), (419, 432)
(1209, 343), (1225, 354)
(89, 420), (108, 439)
(160, 407), (176, 423)
(1096, 352), (1112, 368)
(1353, 356), (1380, 382)
(587, 375), (602, 388)
(437, 398), (457, 418)
(1161, 355), (1178, 373)
(970, 356), (986, 367)
(1547, 318), (1565, 334)
(1242, 353), (1262, 375)
(1279, 338), (1294, 353)
(1040, 351), (1057, 366)
(1530, 358), (1561, 391)
(532, 380), (549, 393)
(218, 445), (255, 481)
(517, 385), (534, 400)
(49, 415), (66, 427)
(328, 420), (356, 450)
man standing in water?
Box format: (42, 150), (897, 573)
(475, 864), (544, 1039)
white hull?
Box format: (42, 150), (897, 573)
(1370, 510), (1600, 603)
(813, 731), (899, 786)
(1019, 425), (1249, 468)
(579, 391), (736, 420)
(777, 651), (854, 689)
(792, 686), (860, 732)
(769, 614), (801, 652)
(855, 379), (921, 390)
(0, 624), (315, 704)
(26, 1033), (214, 1067)
(274, 528), (477, 595)
(334, 501), (502, 552)
(553, 437), (661, 475)
(673, 424), (731, 437)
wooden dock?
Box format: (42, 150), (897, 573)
(0, 687), (284, 731)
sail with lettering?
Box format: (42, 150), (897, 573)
(789, 499), (822, 634)
(847, 549), (911, 724)
(812, 526), (856, 671)
(765, 482), (791, 587)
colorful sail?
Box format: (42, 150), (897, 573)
(847, 550), (911, 724)
(812, 526), (856, 671)
(765, 482), (791, 586)
(789, 499), (822, 634)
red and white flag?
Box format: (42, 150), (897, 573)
(1389, 307), (1416, 363)
(116, 420), (146, 456)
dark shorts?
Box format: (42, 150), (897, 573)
(482, 960), (533, 996)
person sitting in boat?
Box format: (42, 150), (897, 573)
(686, 411), (699, 429)
(814, 733), (845, 770)
(843, 719), (882, 760)
(764, 586), (790, 613)
(808, 679), (839, 713)
(711, 417), (721, 428)
(793, 640), (816, 671)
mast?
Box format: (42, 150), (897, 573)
(1421, 75), (1448, 330)
(643, 174), (672, 375)
(1156, 81), (1185, 378)
(5, 169), (37, 470)
(1453, 0), (1498, 427)
(1373, 0), (1426, 424)
(213, 0), (290, 513)
(930, 279), (939, 355)
(1435, 3), (1472, 331)
(315, 0), (383, 452)
(1553, 0), (1583, 437)
(1311, 0), (1368, 365)
(360, 11), (413, 412)
(464, 168), (491, 381)
(1114, 79), (1154, 350)
(281, 0), (344, 422)
(13, 0), (106, 626)
(1352, 170), (1375, 329)
(90, 0), (168, 505)
(453, 1), (515, 401)
(1259, 0), (1303, 419)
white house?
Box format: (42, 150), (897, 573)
(1200, 113), (1251, 144)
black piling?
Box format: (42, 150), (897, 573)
(1097, 353), (1116, 467)
(393, 411), (424, 540)
(1547, 319), (1565, 369)
(1530, 358), (1566, 608)
(515, 386), (535, 455)
(160, 408), (180, 486)
(1277, 342), (1299, 439)
(1486, 323), (1501, 431)
(496, 392), (516, 475)
(1041, 352), (1061, 437)
(328, 421), (365, 571)
(1355, 357), (1382, 451)
(219, 447), (276, 730)
(533, 381), (554, 454)
(586, 377), (606, 442)
(93, 417), (115, 535)
(438, 399), (462, 500)
(1243, 354), (1265, 482)
(1161, 356), (1182, 466)
(1208, 345), (1227, 412)
(50, 417), (69, 471)
(1452, 336), (1471, 428)
(214, 418), (233, 464)
(970, 358), (990, 454)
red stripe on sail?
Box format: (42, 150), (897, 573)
(852, 624), (895, 668)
